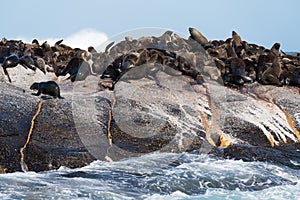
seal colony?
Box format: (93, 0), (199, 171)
(97, 29), (300, 90)
(1, 27), (300, 89)
(99, 48), (204, 90)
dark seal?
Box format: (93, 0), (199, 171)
(1, 54), (20, 83)
(30, 81), (63, 98)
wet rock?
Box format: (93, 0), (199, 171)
(220, 143), (300, 169)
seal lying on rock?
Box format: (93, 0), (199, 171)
(30, 81), (63, 98)
(19, 55), (37, 71)
(99, 48), (204, 89)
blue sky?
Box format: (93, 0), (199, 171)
(1, 0), (299, 51)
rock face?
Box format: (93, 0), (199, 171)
(1, 74), (300, 172)
(0, 82), (95, 172)
(1, 28), (300, 173)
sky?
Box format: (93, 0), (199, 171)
(1, 0), (299, 51)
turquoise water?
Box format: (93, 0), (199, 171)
(0, 152), (299, 200)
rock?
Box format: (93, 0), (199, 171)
(1, 70), (300, 172)
(220, 143), (300, 169)
(0, 82), (94, 172)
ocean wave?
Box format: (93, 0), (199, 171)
(16, 28), (108, 50)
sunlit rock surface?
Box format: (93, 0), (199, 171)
(0, 71), (299, 172)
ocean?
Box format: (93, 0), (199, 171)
(1, 152), (299, 200)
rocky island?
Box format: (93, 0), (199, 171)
(0, 27), (299, 173)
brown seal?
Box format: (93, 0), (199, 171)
(188, 27), (209, 45)
(280, 68), (300, 86)
(262, 59), (282, 86)
(270, 42), (280, 55)
(232, 31), (242, 48)
(225, 42), (253, 85)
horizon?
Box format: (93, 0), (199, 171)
(1, 0), (300, 51)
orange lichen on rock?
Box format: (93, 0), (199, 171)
(20, 100), (43, 172)
(107, 98), (116, 146)
(267, 135), (276, 147)
(198, 111), (217, 147)
(219, 132), (232, 148)
(281, 108), (300, 142)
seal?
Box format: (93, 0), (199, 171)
(2, 54), (19, 69)
(88, 46), (97, 54)
(157, 31), (173, 42)
(188, 27), (209, 46)
(232, 31), (242, 48)
(0, 46), (10, 63)
(225, 43), (253, 85)
(30, 81), (63, 98)
(105, 41), (115, 53)
(270, 42), (280, 55)
(225, 39), (238, 58)
(57, 57), (83, 81)
(32, 39), (40, 46)
(34, 57), (46, 74)
(41, 41), (51, 52)
(1, 54), (20, 83)
(257, 43), (281, 83)
(262, 60), (283, 86)
(280, 68), (300, 86)
(19, 55), (36, 71)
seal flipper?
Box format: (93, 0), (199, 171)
(105, 41), (115, 53)
(280, 50), (287, 55)
(3, 68), (12, 83)
(52, 95), (64, 99)
(55, 39), (64, 46)
(19, 64), (28, 70)
(21, 62), (38, 72)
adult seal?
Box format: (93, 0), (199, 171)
(1, 54), (20, 83)
(188, 27), (209, 46)
(261, 59), (283, 86)
(232, 31), (242, 48)
(270, 42), (280, 55)
(225, 42), (253, 85)
(30, 81), (63, 98)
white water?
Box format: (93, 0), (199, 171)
(1, 153), (299, 200)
